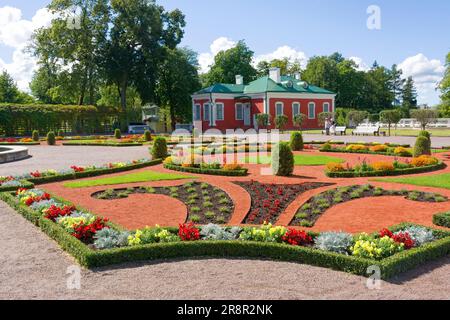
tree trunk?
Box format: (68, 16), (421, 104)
(78, 66), (88, 106)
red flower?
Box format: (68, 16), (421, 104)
(44, 205), (76, 222)
(391, 232), (415, 249)
(30, 171), (42, 178)
(72, 217), (109, 243)
(282, 229), (313, 246)
(70, 166), (85, 173)
(178, 222), (200, 241)
(379, 228), (393, 238)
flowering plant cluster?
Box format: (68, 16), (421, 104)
(178, 223), (201, 241)
(323, 143), (413, 157)
(282, 229), (313, 246)
(0, 137), (37, 143)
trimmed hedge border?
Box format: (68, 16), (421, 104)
(27, 159), (163, 185)
(164, 163), (248, 176)
(326, 162), (446, 178)
(0, 180), (35, 192)
(62, 142), (143, 147)
(433, 212), (450, 228)
(1, 191), (450, 279)
(320, 148), (412, 158)
(0, 142), (40, 146)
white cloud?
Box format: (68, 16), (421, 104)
(254, 46), (308, 68)
(0, 6), (55, 91)
(349, 56), (369, 71)
(198, 37), (237, 73)
(399, 53), (445, 105)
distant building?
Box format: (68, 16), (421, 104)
(191, 68), (336, 132)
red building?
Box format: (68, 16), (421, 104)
(191, 68), (336, 132)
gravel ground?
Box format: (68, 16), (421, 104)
(0, 201), (449, 300)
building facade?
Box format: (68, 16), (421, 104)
(191, 68), (336, 132)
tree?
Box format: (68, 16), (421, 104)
(379, 109), (402, 136)
(155, 47), (201, 130)
(438, 103), (450, 117)
(401, 76), (418, 116)
(293, 114), (307, 131)
(274, 115), (288, 132)
(318, 112), (335, 127)
(302, 55), (339, 94)
(347, 110), (369, 127)
(389, 64), (405, 107)
(410, 109), (439, 130)
(0, 71), (33, 103)
(204, 41), (257, 86)
(256, 114), (269, 132)
(256, 57), (302, 77)
(439, 52), (450, 107)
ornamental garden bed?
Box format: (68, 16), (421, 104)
(92, 182), (235, 225)
(163, 163), (248, 177)
(62, 141), (143, 147)
(1, 189), (450, 279)
(235, 181), (333, 225)
(325, 156), (446, 178)
(0, 138), (40, 145)
(291, 184), (448, 228)
(433, 212), (450, 228)
(320, 143), (413, 157)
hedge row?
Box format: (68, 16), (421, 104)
(320, 148), (412, 157)
(433, 212), (450, 228)
(163, 163), (248, 176)
(0, 180), (35, 192)
(326, 162), (446, 178)
(0, 142), (40, 146)
(27, 159), (163, 185)
(62, 142), (143, 147)
(1, 191), (450, 279)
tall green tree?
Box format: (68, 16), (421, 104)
(204, 40), (257, 86)
(389, 64), (405, 107)
(439, 52), (450, 107)
(401, 76), (418, 116)
(0, 71), (33, 103)
(256, 58), (302, 77)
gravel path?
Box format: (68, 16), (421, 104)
(0, 201), (449, 300)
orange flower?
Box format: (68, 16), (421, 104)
(326, 162), (345, 172)
(369, 144), (388, 152)
(371, 161), (394, 171)
(411, 155), (439, 167)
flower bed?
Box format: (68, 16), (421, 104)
(325, 156), (446, 178)
(235, 181), (333, 225)
(164, 156), (248, 176)
(92, 182), (235, 225)
(62, 140), (143, 147)
(0, 176), (34, 192)
(433, 211), (450, 228)
(1, 189), (450, 279)
(320, 143), (413, 157)
(0, 137), (40, 145)
(291, 184), (448, 227)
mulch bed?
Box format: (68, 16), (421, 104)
(235, 181), (333, 225)
(290, 184), (449, 227)
(92, 182), (234, 225)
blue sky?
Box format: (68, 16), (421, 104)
(0, 0), (448, 104)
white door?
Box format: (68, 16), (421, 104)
(244, 103), (251, 126)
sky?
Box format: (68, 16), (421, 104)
(0, 0), (449, 105)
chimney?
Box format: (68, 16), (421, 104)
(235, 75), (243, 85)
(269, 67), (281, 83)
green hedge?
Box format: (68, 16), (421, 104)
(0, 142), (40, 146)
(164, 163), (248, 176)
(320, 148), (412, 158)
(0, 180), (35, 193)
(62, 141), (143, 147)
(433, 212), (450, 228)
(326, 162), (446, 178)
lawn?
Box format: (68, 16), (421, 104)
(374, 173), (450, 190)
(246, 154), (345, 166)
(64, 170), (192, 188)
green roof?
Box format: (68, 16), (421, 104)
(193, 75), (335, 95)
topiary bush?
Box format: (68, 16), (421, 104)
(272, 142), (294, 176)
(47, 131), (56, 146)
(144, 130), (152, 142)
(57, 129), (65, 137)
(32, 130), (39, 142)
(114, 129), (121, 139)
(414, 136), (431, 157)
(290, 131), (304, 151)
(433, 212), (450, 228)
(418, 130), (432, 150)
(151, 137), (168, 160)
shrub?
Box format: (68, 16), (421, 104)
(418, 130), (432, 150)
(57, 129), (65, 137)
(223, 163), (242, 171)
(314, 232), (353, 255)
(144, 130), (152, 142)
(369, 144), (388, 152)
(290, 131), (304, 151)
(114, 129), (121, 139)
(272, 142), (294, 176)
(274, 115), (288, 131)
(414, 136), (431, 157)
(151, 137), (168, 160)
(320, 143), (332, 151)
(411, 155), (439, 167)
(326, 162), (345, 172)
(46, 131), (56, 145)
(394, 147), (412, 157)
(32, 130), (39, 142)
(433, 212), (450, 228)
(371, 161), (395, 171)
(346, 144), (368, 151)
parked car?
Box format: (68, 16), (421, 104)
(128, 123), (153, 134)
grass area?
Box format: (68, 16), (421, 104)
(246, 154), (345, 166)
(64, 170), (192, 188)
(374, 173), (450, 190)
(303, 128), (450, 137)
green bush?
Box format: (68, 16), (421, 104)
(114, 129), (121, 139)
(320, 143), (332, 152)
(274, 115), (288, 131)
(32, 130), (39, 142)
(47, 131), (56, 145)
(418, 130), (432, 150)
(144, 130), (152, 142)
(272, 142), (294, 176)
(414, 136), (431, 157)
(290, 131), (304, 151)
(433, 212), (450, 228)
(151, 137), (168, 159)
(57, 129), (65, 137)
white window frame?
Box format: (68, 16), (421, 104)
(235, 103), (244, 121)
(215, 103), (224, 121)
(308, 102), (316, 119)
(275, 102), (284, 116)
(292, 102), (300, 119)
(323, 102), (330, 113)
(203, 103), (210, 121)
(194, 104), (201, 121)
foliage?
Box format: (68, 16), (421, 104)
(144, 130), (152, 142)
(32, 130), (39, 142)
(410, 109), (439, 131)
(438, 52), (450, 107)
(290, 131), (304, 151)
(293, 114), (307, 130)
(200, 224), (242, 241)
(272, 142), (294, 177)
(351, 234), (404, 260)
(411, 155), (438, 167)
(433, 212), (450, 228)
(93, 228), (130, 250)
(274, 115), (288, 131)
(318, 112), (334, 126)
(47, 131), (56, 145)
(114, 129), (121, 139)
(326, 162), (345, 172)
(239, 223), (287, 243)
(380, 109), (402, 135)
(256, 114), (269, 129)
(151, 137), (168, 159)
(0, 70), (33, 104)
(402, 226), (435, 247)
(414, 136), (431, 157)
(347, 110), (369, 126)
(314, 232), (353, 255)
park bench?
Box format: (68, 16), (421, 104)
(352, 125), (386, 136)
(322, 126), (347, 135)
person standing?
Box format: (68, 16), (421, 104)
(325, 117), (331, 135)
